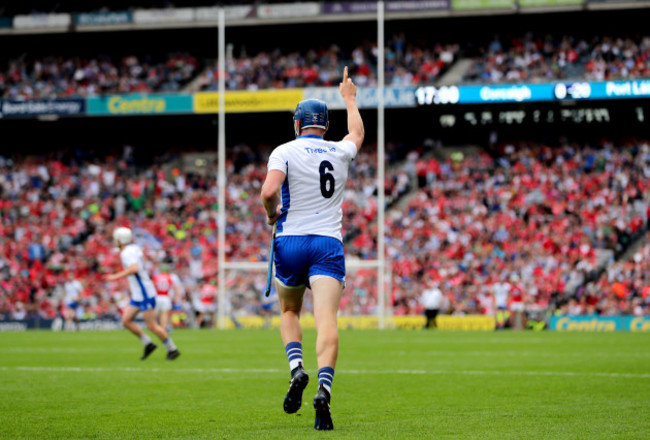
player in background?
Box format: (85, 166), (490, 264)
(169, 266), (186, 328)
(195, 279), (217, 328)
(261, 66), (364, 431)
(259, 284), (276, 328)
(104, 227), (180, 361)
(152, 265), (181, 333)
(509, 274), (525, 330)
(493, 276), (511, 329)
(63, 272), (83, 330)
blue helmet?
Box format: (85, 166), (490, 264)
(293, 99), (328, 137)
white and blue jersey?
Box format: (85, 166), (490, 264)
(268, 135), (357, 241)
(120, 243), (157, 310)
(64, 280), (83, 309)
(267, 134), (357, 288)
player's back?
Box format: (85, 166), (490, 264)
(153, 273), (173, 296)
(269, 134), (357, 241)
(120, 243), (156, 301)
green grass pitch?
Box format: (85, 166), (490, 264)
(1, 329), (649, 439)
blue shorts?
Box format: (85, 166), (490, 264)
(274, 235), (345, 289)
(261, 302), (273, 311)
(129, 297), (156, 311)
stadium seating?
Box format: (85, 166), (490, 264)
(562, 235), (650, 316)
(0, 53), (198, 99)
(1, 139), (648, 321)
(348, 139), (649, 318)
(462, 34), (650, 83)
(2, 32), (648, 97)
(195, 40), (458, 91)
(0, 145), (411, 321)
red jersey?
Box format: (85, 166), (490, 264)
(153, 273), (173, 296)
(510, 284), (523, 303)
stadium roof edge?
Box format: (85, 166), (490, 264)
(1, 1), (650, 35)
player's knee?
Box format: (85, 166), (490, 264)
(281, 306), (301, 315)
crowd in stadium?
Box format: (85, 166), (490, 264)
(3, 32), (647, 99)
(0, 143), (412, 325)
(1, 137), (648, 325)
(366, 139), (650, 320)
(463, 33), (650, 83)
(563, 236), (650, 316)
(195, 38), (458, 91)
(0, 53), (198, 100)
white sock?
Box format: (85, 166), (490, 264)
(289, 359), (303, 372)
(140, 334), (153, 346)
(163, 337), (177, 352)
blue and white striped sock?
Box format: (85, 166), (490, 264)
(318, 367), (335, 394)
(285, 342), (303, 374)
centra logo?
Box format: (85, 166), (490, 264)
(555, 317), (616, 332)
(108, 96), (166, 114)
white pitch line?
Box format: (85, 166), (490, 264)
(1, 366), (648, 379)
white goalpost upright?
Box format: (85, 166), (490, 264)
(217, 7), (227, 330)
(376, 0), (387, 330)
(215, 3), (389, 329)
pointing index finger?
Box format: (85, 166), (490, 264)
(343, 66), (348, 82)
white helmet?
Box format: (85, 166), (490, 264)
(113, 227), (133, 246)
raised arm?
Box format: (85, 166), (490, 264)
(340, 66), (364, 151)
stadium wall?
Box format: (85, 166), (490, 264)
(1, 80), (649, 120)
(3, 0), (650, 35)
(4, 316), (650, 331)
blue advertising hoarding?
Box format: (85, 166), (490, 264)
(0, 99), (85, 118)
(0, 78), (647, 121)
(0, 317), (145, 331)
(461, 84), (552, 103)
(590, 80), (650, 99)
(87, 94), (193, 116)
(416, 84), (553, 104)
(416, 78), (650, 105)
(75, 11), (132, 26)
(549, 315), (650, 332)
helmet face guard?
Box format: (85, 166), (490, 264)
(293, 99), (329, 137)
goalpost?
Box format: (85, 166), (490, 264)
(216, 1), (388, 330)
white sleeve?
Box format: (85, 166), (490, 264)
(337, 140), (358, 161)
(121, 247), (139, 268)
(267, 147), (288, 174)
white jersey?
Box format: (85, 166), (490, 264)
(421, 288), (443, 310)
(493, 282), (511, 308)
(64, 280), (83, 304)
(120, 243), (157, 302)
(268, 134), (357, 242)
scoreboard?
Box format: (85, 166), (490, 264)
(430, 104), (647, 129)
(413, 79), (650, 130)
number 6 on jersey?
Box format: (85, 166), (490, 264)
(319, 160), (335, 198)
